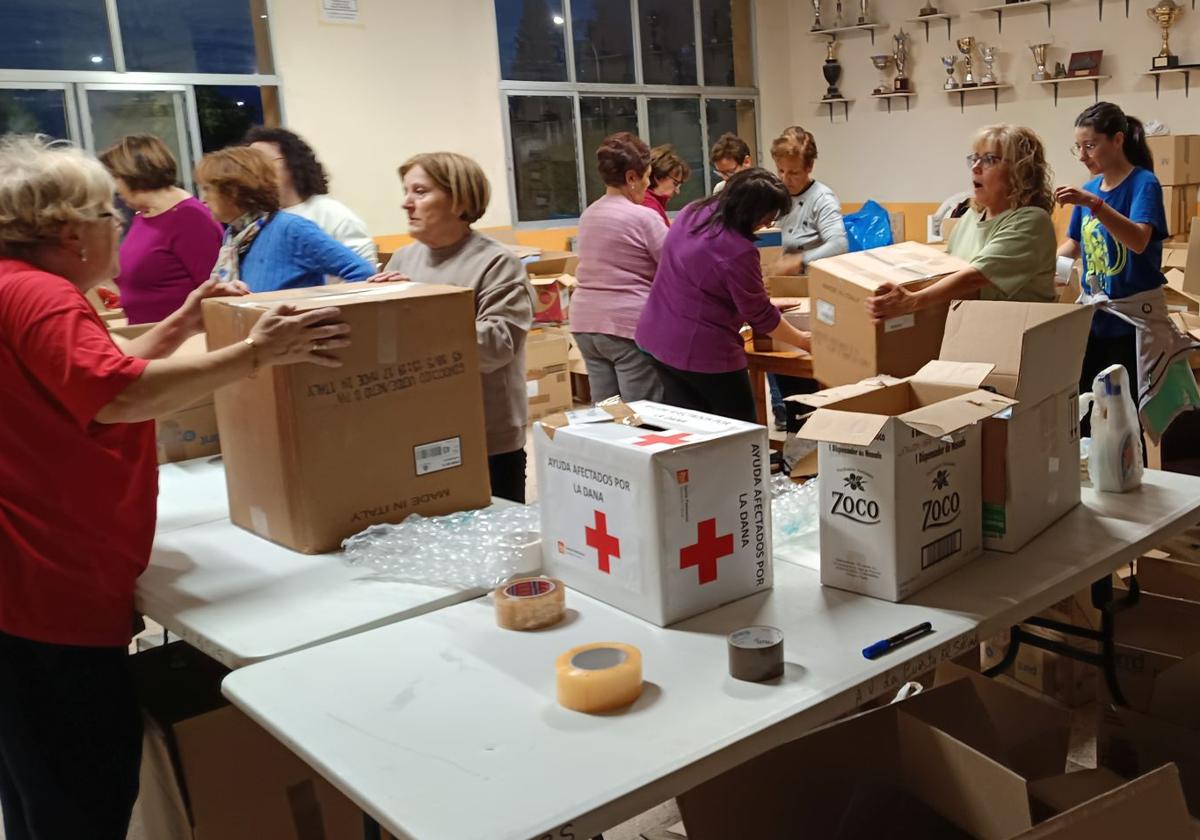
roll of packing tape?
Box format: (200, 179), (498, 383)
(728, 626), (785, 682)
(494, 576), (565, 631)
(556, 642), (643, 713)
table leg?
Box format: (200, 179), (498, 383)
(364, 813), (382, 840)
(750, 365), (768, 426)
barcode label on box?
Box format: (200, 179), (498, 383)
(414, 437), (462, 476)
(816, 299), (836, 326)
(883, 314), (916, 333)
(921, 529), (962, 569)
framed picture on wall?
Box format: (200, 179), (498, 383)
(1067, 50), (1104, 77)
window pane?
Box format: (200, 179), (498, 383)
(571, 0), (633, 84)
(639, 0), (697, 86)
(84, 89), (192, 188)
(580, 97), (637, 205)
(495, 0), (568, 82)
(0, 0), (113, 70)
(700, 0), (754, 87)
(197, 85), (280, 152)
(0, 89), (70, 139)
(117, 0), (273, 74)
(509, 96), (580, 222)
(647, 98), (704, 207)
(705, 99), (757, 169)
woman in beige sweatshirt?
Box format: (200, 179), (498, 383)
(372, 152), (534, 502)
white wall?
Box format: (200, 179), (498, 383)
(267, 0), (797, 237)
(777, 0), (1200, 206)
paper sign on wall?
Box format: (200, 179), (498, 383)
(320, 0), (359, 23)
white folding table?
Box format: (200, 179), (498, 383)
(155, 456), (229, 534)
(221, 471), (1200, 840)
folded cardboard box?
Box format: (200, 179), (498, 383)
(1147, 135), (1200, 186)
(808, 242), (972, 386)
(793, 360), (1015, 601)
(202, 283), (492, 554)
(939, 301), (1092, 552)
(534, 401), (772, 626)
(526, 327), (573, 421)
(681, 664), (1194, 839)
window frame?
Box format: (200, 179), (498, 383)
(496, 0), (761, 228)
(0, 0), (283, 169)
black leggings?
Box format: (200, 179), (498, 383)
(0, 630), (142, 840)
(653, 360), (758, 424)
(1079, 331), (1139, 439)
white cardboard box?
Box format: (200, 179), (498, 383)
(534, 401), (772, 626)
(939, 301), (1094, 552)
(793, 362), (1015, 601)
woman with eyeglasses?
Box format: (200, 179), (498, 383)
(642, 145), (691, 227)
(710, 132), (753, 195)
(0, 136), (350, 840)
(868, 124), (1057, 321)
(1055, 102), (1167, 411)
(635, 169), (811, 423)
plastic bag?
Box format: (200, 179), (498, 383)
(843, 199), (894, 252)
(341, 504), (542, 590)
(771, 475), (820, 541)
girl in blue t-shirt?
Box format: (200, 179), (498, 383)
(1056, 102), (1169, 412)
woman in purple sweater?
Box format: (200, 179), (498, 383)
(635, 169), (811, 423)
(99, 135), (222, 324)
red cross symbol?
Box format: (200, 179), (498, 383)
(633, 432), (692, 447)
(585, 511), (621, 574)
(680, 518), (734, 585)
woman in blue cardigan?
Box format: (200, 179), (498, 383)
(196, 146), (374, 292)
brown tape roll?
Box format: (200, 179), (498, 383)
(494, 576), (566, 631)
(728, 626), (785, 682)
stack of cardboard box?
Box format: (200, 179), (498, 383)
(1162, 218), (1200, 313)
(524, 327), (573, 421)
(1148, 135), (1200, 237)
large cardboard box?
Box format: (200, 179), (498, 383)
(751, 303), (810, 352)
(202, 283), (491, 554)
(534, 401), (772, 626)
(939, 301), (1093, 552)
(763, 273), (809, 298)
(808, 242), (972, 386)
(1147, 134), (1200, 186)
(1163, 185), (1199, 237)
(526, 327), (573, 421)
(793, 361), (1015, 601)
(134, 643), (363, 840)
(980, 628), (1098, 708)
(680, 665), (1194, 839)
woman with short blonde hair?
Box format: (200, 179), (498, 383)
(99, 134), (222, 324)
(0, 135), (349, 839)
(399, 151), (491, 224)
(868, 123), (1058, 320)
(768, 125), (847, 277)
(195, 146), (374, 292)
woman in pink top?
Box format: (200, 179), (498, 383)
(571, 132), (668, 402)
(99, 135), (222, 324)
(641, 145), (691, 227)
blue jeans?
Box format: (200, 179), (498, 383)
(768, 373), (784, 417)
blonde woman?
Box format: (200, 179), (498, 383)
(370, 152), (533, 502)
(869, 125), (1057, 319)
(0, 136), (349, 839)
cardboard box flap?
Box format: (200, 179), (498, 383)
(209, 281), (467, 311)
(899, 389), (1016, 439)
(526, 253), (579, 277)
(786, 378), (891, 409)
(810, 242), (973, 292)
(530, 273), (576, 288)
(912, 359), (995, 389)
(1028, 769), (1129, 816)
(794, 408), (891, 446)
(537, 400), (641, 439)
(939, 302), (1095, 403)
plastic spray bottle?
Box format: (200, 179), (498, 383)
(1079, 364), (1143, 493)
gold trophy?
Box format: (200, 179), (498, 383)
(1147, 0), (1184, 70)
(957, 36), (978, 87)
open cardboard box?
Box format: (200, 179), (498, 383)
(939, 301), (1093, 552)
(752, 302), (811, 352)
(792, 361), (1015, 601)
(526, 253), (578, 324)
(679, 664), (1194, 839)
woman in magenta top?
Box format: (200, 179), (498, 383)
(635, 169), (811, 423)
(99, 135), (222, 324)
(570, 132), (668, 402)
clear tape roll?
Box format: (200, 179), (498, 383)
(494, 576), (565, 631)
(727, 626), (785, 682)
(556, 642), (643, 713)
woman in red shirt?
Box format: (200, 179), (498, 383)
(0, 135), (351, 840)
(641, 144), (691, 226)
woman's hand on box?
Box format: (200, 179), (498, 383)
(366, 271), (410, 284)
(866, 282), (917, 322)
(249, 305), (352, 369)
(174, 277), (250, 335)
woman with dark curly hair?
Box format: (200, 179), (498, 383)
(570, 131), (666, 402)
(196, 146), (374, 292)
(246, 126), (377, 264)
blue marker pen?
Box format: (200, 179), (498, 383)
(862, 621), (934, 660)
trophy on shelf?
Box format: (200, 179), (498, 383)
(822, 40), (843, 100)
(1147, 0), (1184, 69)
(942, 55), (960, 89)
(1054, 61), (1068, 78)
(834, 0), (845, 27)
(811, 0), (824, 31)
(858, 0), (871, 25)
(893, 30), (911, 92)
(871, 54), (895, 95)
(920, 2), (941, 16)
(957, 36), (978, 87)
(1029, 42), (1051, 81)
(980, 44), (999, 85)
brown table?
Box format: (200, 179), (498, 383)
(744, 346), (815, 427)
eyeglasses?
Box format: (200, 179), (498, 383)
(666, 175), (684, 190)
(713, 167), (738, 181)
(966, 153), (1003, 170)
(1070, 142), (1099, 158)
